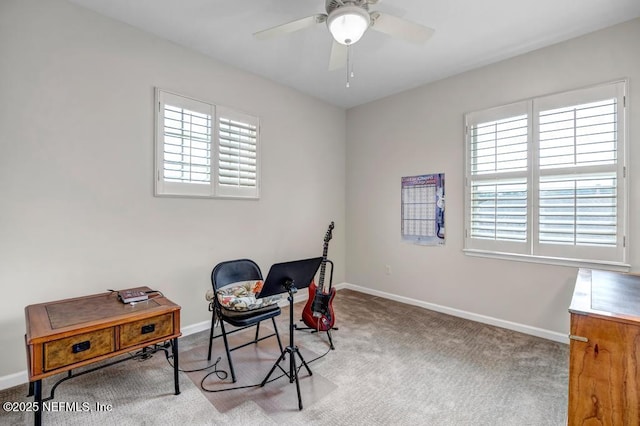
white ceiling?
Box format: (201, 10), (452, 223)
(66, 0), (640, 109)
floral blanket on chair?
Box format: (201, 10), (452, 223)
(207, 280), (280, 311)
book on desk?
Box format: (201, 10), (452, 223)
(118, 289), (149, 303)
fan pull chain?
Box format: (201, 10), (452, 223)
(346, 44), (354, 88)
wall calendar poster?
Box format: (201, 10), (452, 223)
(401, 173), (445, 246)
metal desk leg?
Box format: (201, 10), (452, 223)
(33, 380), (42, 426)
(172, 337), (180, 395)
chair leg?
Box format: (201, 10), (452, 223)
(219, 320), (237, 383)
(207, 311), (216, 361)
(271, 317), (284, 353)
(254, 322), (261, 343)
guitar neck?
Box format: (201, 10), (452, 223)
(317, 222), (334, 294)
(317, 245), (329, 292)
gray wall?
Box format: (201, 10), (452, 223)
(346, 18), (640, 337)
(0, 0), (346, 378)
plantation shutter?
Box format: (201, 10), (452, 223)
(533, 82), (625, 262)
(216, 107), (259, 198)
(465, 81), (627, 267)
(155, 89), (260, 199)
(470, 179), (528, 241)
(156, 90), (213, 197)
(465, 102), (530, 254)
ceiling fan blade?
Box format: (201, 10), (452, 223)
(253, 14), (327, 40)
(328, 41), (348, 70)
(370, 12), (434, 44)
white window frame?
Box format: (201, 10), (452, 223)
(154, 88), (260, 199)
(464, 80), (628, 270)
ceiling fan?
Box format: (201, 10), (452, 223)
(254, 0), (434, 72)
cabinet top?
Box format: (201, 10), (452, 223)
(25, 287), (180, 343)
(570, 268), (640, 322)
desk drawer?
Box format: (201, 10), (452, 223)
(44, 328), (114, 371)
(120, 313), (173, 348)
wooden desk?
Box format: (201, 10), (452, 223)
(568, 268), (640, 425)
(25, 288), (181, 425)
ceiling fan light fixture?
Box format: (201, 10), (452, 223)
(327, 5), (370, 45)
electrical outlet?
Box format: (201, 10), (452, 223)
(385, 265), (392, 275)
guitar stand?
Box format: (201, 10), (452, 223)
(296, 323), (338, 350)
(261, 280), (311, 410)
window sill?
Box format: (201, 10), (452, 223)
(154, 193), (260, 201)
(463, 249), (630, 272)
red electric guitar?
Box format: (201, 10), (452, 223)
(302, 222), (336, 333)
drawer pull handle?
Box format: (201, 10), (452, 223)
(141, 324), (155, 334)
(569, 334), (588, 343)
(72, 340), (91, 353)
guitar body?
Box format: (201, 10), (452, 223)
(302, 279), (336, 331)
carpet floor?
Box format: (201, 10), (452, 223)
(0, 289), (568, 425)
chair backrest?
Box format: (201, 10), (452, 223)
(211, 258), (263, 291)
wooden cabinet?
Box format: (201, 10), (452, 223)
(25, 288), (182, 426)
(25, 287), (181, 381)
(568, 268), (640, 425)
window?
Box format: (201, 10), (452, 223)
(464, 81), (627, 268)
(155, 89), (260, 199)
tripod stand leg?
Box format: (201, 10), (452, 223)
(295, 347), (313, 377)
(290, 352), (303, 410)
(260, 349), (287, 387)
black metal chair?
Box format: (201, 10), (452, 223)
(207, 258), (283, 382)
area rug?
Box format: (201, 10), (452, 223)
(179, 325), (337, 415)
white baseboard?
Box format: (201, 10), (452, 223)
(276, 281), (566, 344)
(0, 281), (564, 391)
(340, 283), (568, 344)
(0, 371), (29, 391)
(181, 320), (210, 337)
